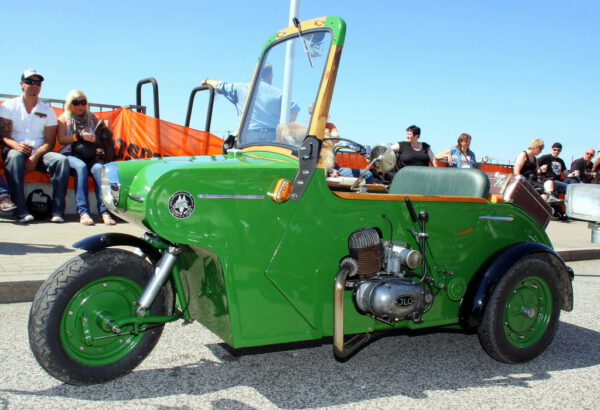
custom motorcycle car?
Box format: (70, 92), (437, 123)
(28, 16), (574, 385)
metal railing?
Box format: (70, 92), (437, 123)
(0, 93), (146, 114)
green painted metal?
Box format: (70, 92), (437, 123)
(101, 16), (556, 351)
(60, 276), (147, 366)
(111, 147), (552, 349)
(502, 275), (553, 348)
(262, 16), (346, 56)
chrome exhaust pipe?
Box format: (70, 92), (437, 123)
(333, 259), (372, 359)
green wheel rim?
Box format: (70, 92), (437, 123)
(60, 276), (146, 366)
(503, 275), (553, 348)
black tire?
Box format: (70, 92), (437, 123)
(477, 255), (562, 363)
(28, 249), (168, 385)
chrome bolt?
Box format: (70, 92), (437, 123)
(119, 339), (124, 344)
(79, 346), (84, 351)
(102, 282), (107, 288)
(68, 311), (73, 316)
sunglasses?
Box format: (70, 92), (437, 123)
(23, 79), (42, 86)
(72, 99), (88, 106)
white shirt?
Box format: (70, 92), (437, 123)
(0, 96), (57, 152)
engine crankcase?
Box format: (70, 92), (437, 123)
(354, 277), (428, 321)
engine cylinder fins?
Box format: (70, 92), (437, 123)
(348, 228), (383, 278)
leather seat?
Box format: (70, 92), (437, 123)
(389, 166), (490, 198)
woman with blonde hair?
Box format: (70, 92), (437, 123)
(57, 90), (116, 225)
(513, 138), (557, 202)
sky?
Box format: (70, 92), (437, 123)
(1, 0), (598, 165)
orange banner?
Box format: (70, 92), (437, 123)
(0, 106), (224, 183)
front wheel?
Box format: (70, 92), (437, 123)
(477, 255), (562, 363)
(28, 249), (169, 385)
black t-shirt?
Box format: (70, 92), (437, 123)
(397, 141), (431, 167)
(537, 154), (566, 181)
(570, 158), (594, 183)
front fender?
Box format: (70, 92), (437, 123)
(459, 241), (574, 329)
(73, 233), (162, 262)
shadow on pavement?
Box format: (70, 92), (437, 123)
(3, 321), (599, 407)
(0, 241), (72, 256)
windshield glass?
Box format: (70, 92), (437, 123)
(238, 30), (332, 148)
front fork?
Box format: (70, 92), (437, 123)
(101, 242), (192, 336)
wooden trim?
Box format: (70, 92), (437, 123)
(327, 182), (388, 192)
(242, 146), (296, 158)
(332, 191), (489, 203)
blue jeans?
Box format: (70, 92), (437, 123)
(0, 174), (10, 197)
(3, 149), (70, 217)
(65, 154), (107, 215)
(339, 167), (374, 184)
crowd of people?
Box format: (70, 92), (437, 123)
(2, 68), (598, 224)
(0, 69), (116, 225)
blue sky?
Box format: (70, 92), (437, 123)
(1, 1), (598, 165)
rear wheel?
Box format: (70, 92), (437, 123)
(28, 249), (168, 385)
(478, 255), (561, 363)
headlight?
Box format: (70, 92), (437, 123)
(100, 162), (121, 214)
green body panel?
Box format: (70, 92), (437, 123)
(104, 15), (553, 350)
(114, 150), (551, 349)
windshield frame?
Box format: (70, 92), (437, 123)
(236, 17), (345, 152)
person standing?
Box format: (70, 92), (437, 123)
(0, 69), (69, 223)
(202, 64), (300, 143)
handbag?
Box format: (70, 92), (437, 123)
(71, 140), (97, 163)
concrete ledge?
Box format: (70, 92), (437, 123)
(0, 280), (43, 304)
(557, 248), (600, 262)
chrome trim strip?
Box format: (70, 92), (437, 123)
(197, 194), (265, 200)
(128, 194), (145, 203)
(479, 216), (514, 221)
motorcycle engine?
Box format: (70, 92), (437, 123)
(346, 228), (432, 323)
(354, 277), (432, 322)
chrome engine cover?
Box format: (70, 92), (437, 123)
(354, 277), (430, 321)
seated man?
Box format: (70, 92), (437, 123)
(537, 142), (576, 198)
(569, 148), (595, 183)
(0, 69), (69, 223)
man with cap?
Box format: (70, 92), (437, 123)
(0, 69), (70, 223)
(537, 142), (575, 200)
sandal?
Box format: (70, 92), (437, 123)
(102, 213), (117, 225)
(80, 213), (95, 226)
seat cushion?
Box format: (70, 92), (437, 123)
(389, 166), (490, 198)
